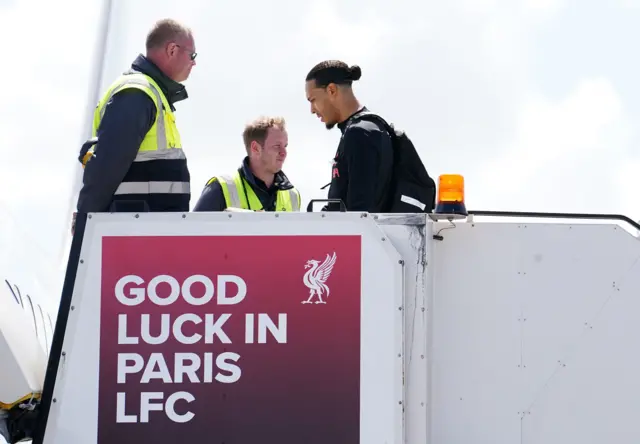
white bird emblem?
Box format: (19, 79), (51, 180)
(302, 252), (337, 304)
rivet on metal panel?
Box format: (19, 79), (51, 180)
(381, 237), (386, 241)
(397, 353), (401, 358)
(361, 213), (367, 218)
(373, 215), (378, 220)
(80, 259), (84, 264)
(182, 214), (186, 219)
(53, 398), (57, 403)
(420, 355), (424, 359)
(135, 214), (139, 218)
(421, 402), (424, 407)
(70, 306), (75, 311)
(275, 214), (279, 218)
(321, 214), (326, 218)
(61, 351), (66, 357)
(398, 259), (404, 265)
(228, 214), (232, 218)
(421, 307), (425, 312)
(398, 401), (402, 405)
(398, 306), (403, 311)
(88, 214), (92, 219)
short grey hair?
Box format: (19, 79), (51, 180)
(145, 18), (192, 51)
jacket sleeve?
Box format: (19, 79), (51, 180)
(76, 89), (156, 213)
(342, 125), (385, 211)
(193, 178), (228, 211)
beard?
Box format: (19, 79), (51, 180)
(325, 122), (336, 130)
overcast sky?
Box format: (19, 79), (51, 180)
(1, 0), (640, 314)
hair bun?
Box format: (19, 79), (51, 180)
(349, 65), (362, 81)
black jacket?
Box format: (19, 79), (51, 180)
(76, 54), (190, 213)
(325, 107), (394, 212)
(193, 157), (297, 211)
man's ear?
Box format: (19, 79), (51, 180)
(166, 42), (178, 58)
(250, 140), (261, 154)
(326, 83), (338, 97)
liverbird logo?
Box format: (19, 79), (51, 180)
(301, 252), (337, 304)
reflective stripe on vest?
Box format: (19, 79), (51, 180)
(113, 181), (191, 196)
(216, 174), (300, 211)
(97, 74), (185, 162)
(92, 72), (189, 203)
(286, 189), (300, 211)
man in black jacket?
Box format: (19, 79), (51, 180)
(304, 60), (393, 212)
(75, 18), (196, 220)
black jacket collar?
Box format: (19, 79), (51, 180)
(338, 106), (368, 133)
(239, 156), (294, 192)
(126, 54), (188, 111)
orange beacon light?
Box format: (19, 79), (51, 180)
(435, 174), (468, 216)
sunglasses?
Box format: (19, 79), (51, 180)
(176, 44), (197, 61)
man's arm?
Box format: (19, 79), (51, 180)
(76, 89), (156, 213)
(343, 122), (390, 211)
(193, 179), (228, 211)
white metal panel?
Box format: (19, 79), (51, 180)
(0, 280), (47, 407)
(40, 212), (640, 444)
(375, 214), (429, 444)
(430, 219), (640, 444)
(428, 221), (523, 444)
(42, 212), (404, 444)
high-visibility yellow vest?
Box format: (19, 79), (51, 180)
(87, 71), (190, 199)
(210, 171), (301, 211)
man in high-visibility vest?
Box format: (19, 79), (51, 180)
(193, 116), (301, 212)
(75, 18), (196, 217)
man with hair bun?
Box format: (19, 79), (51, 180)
(74, 17), (197, 223)
(304, 60), (394, 212)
